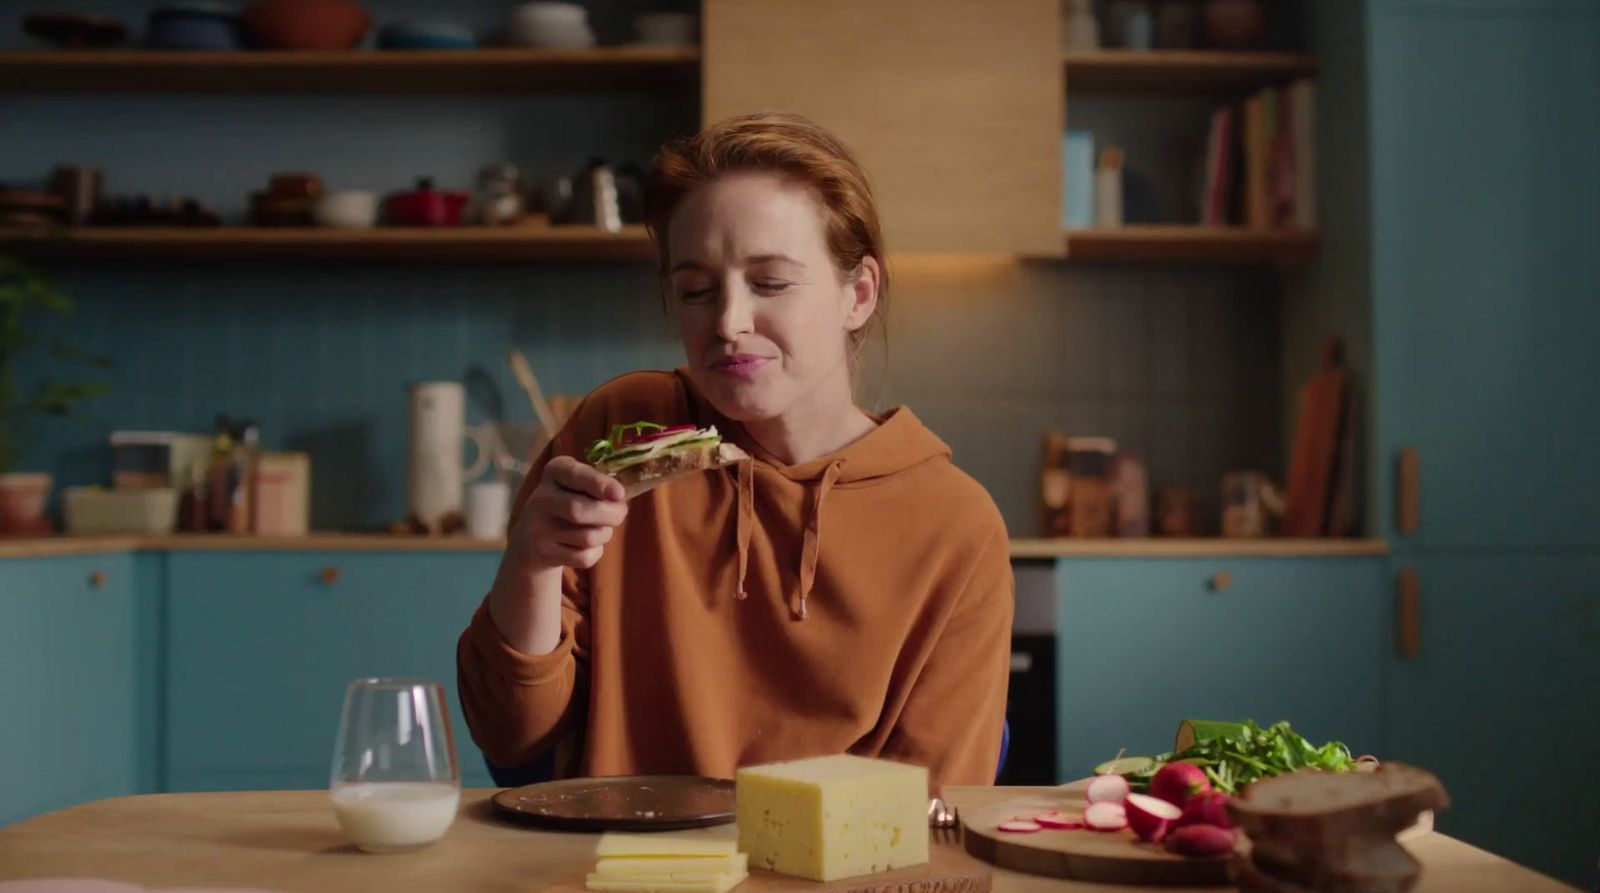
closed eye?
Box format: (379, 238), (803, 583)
(753, 281), (792, 295)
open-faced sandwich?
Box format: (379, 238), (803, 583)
(585, 422), (749, 499)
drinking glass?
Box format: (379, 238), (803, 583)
(329, 677), (461, 853)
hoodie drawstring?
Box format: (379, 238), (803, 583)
(794, 460), (845, 621)
(735, 459), (754, 601)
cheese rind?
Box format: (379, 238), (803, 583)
(584, 871), (747, 893)
(595, 834), (739, 858)
(595, 854), (749, 879)
(736, 754), (930, 881)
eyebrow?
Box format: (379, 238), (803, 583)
(669, 253), (805, 273)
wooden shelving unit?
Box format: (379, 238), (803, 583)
(0, 225), (656, 262)
(0, 47), (699, 93)
(1060, 226), (1320, 266)
(1063, 50), (1317, 93)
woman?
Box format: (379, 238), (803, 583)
(457, 112), (1013, 788)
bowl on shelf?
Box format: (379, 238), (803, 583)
(250, 171), (323, 226)
(147, 3), (244, 50)
(243, 0), (372, 50)
(508, 2), (596, 49)
(378, 20), (477, 50)
(22, 12), (129, 49)
(313, 190), (379, 228)
(632, 12), (696, 48)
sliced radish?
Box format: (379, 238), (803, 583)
(1124, 792), (1183, 842)
(1033, 812), (1084, 829)
(998, 820), (1043, 833)
(1086, 773), (1130, 805)
(1163, 823), (1237, 857)
(627, 425), (697, 445)
(1083, 802), (1127, 831)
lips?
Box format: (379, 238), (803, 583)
(710, 355), (771, 378)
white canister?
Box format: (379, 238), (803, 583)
(466, 481), (512, 539)
(1094, 166), (1124, 228)
(409, 382), (466, 529)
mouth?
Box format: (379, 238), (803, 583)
(709, 354), (772, 378)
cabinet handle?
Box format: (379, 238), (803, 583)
(1397, 447), (1420, 535)
(318, 566), (341, 586)
(1208, 571), (1232, 591)
(1397, 568), (1422, 659)
(88, 570), (106, 589)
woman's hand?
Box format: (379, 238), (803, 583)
(489, 457), (628, 656)
(508, 456), (629, 575)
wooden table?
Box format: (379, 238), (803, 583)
(0, 789), (1579, 893)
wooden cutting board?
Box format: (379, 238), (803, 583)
(1283, 337), (1348, 537)
(543, 844), (990, 893)
(948, 782), (1230, 888)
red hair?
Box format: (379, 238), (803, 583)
(643, 112), (889, 351)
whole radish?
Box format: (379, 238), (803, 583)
(1163, 823), (1237, 857)
(1148, 761), (1211, 807)
(1178, 790), (1235, 829)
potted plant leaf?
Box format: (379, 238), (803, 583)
(0, 256), (110, 536)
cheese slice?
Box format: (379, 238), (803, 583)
(595, 854), (749, 879)
(736, 754), (929, 881)
(584, 871), (747, 893)
(595, 834), (739, 859)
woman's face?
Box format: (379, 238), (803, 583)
(667, 172), (878, 424)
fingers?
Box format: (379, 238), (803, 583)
(547, 520), (614, 550)
(535, 542), (605, 570)
(548, 456), (627, 503)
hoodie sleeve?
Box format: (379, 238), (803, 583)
(456, 418), (592, 770)
(882, 527), (1015, 790)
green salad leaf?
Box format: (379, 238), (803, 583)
(1110, 720), (1356, 795)
(584, 422), (667, 464)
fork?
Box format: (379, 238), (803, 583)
(928, 797), (961, 846)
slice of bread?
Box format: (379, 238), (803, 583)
(1250, 838), (1421, 893)
(1229, 764), (1448, 843)
(614, 442), (749, 499)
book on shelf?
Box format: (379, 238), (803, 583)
(1203, 77), (1316, 231)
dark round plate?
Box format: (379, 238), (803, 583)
(491, 775), (736, 832)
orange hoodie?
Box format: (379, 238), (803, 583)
(457, 369), (1014, 788)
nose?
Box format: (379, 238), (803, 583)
(715, 279), (755, 342)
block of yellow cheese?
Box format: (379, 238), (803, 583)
(594, 854), (749, 880)
(736, 754), (929, 881)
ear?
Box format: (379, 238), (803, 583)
(843, 255), (881, 333)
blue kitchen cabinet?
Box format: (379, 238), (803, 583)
(1054, 557), (1385, 781)
(1383, 554), (1600, 886)
(164, 551), (500, 792)
(1365, 1), (1600, 885)
(0, 553), (145, 825)
(1369, 0), (1600, 548)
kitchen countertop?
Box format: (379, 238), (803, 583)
(0, 534), (1389, 561)
(0, 787), (1575, 893)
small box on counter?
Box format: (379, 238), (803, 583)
(252, 451), (310, 537)
(110, 431), (211, 490)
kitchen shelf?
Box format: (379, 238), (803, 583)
(1063, 50), (1317, 93)
(0, 225), (656, 262)
(1009, 538), (1389, 559)
(0, 533), (1390, 561)
(0, 47), (699, 94)
(1059, 226), (1320, 265)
